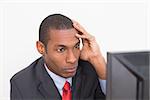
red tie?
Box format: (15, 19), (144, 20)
(62, 81), (72, 100)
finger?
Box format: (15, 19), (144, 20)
(73, 23), (85, 34)
(73, 21), (88, 35)
(75, 33), (94, 42)
(82, 39), (89, 47)
(75, 34), (90, 47)
(72, 20), (95, 41)
(75, 33), (87, 39)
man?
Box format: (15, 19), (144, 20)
(10, 14), (106, 100)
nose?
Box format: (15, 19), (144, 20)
(66, 50), (77, 64)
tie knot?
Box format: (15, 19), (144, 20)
(63, 81), (71, 91)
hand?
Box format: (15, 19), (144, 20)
(73, 21), (106, 79)
(73, 21), (102, 62)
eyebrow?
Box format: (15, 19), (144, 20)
(56, 41), (80, 48)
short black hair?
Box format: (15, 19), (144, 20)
(39, 14), (73, 48)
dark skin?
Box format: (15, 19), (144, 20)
(36, 21), (106, 79)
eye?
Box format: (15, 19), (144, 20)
(57, 48), (65, 53)
(75, 43), (80, 49)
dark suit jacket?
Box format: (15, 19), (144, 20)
(10, 57), (105, 100)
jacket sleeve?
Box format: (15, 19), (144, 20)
(94, 78), (106, 100)
(10, 79), (22, 100)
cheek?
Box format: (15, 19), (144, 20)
(49, 53), (65, 64)
(45, 54), (66, 76)
(47, 52), (67, 68)
(46, 47), (66, 63)
(54, 56), (65, 66)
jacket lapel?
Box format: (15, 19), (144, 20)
(72, 64), (85, 99)
(37, 77), (61, 99)
(35, 57), (61, 99)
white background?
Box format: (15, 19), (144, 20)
(0, 0), (149, 99)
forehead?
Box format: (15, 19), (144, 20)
(48, 28), (79, 46)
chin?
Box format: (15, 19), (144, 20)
(63, 72), (76, 78)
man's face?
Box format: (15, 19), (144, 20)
(43, 28), (80, 78)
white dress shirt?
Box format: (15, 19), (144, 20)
(44, 64), (106, 96)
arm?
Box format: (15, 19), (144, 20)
(73, 21), (106, 80)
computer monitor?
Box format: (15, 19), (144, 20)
(106, 51), (149, 100)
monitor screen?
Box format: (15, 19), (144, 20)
(106, 51), (149, 100)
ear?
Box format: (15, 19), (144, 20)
(36, 41), (46, 55)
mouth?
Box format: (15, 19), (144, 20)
(65, 66), (77, 73)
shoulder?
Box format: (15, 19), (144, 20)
(10, 57), (43, 84)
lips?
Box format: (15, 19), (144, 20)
(65, 66), (77, 73)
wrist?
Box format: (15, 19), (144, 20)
(88, 54), (106, 80)
(88, 54), (102, 63)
